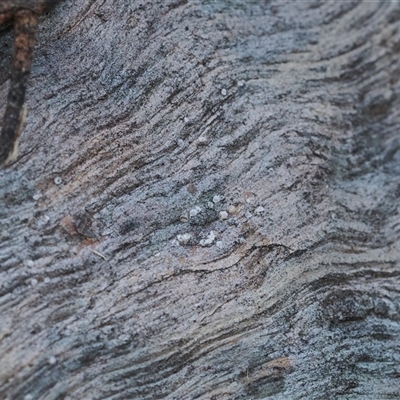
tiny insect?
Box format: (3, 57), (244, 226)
(0, 0), (63, 167)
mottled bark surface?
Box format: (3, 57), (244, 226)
(1, 1), (400, 399)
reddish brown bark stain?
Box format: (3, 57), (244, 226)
(0, 0), (63, 166)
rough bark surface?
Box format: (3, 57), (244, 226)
(1, 1), (400, 399)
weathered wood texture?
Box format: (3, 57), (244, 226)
(1, 1), (400, 399)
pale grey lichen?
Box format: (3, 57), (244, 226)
(177, 233), (192, 244)
(200, 231), (216, 247)
(219, 211), (228, 220)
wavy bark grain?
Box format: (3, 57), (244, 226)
(0, 1), (399, 399)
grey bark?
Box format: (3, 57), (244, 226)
(1, 1), (400, 399)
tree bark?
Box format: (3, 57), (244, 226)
(1, 1), (400, 399)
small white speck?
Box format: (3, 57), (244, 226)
(212, 195), (223, 203)
(30, 278), (38, 287)
(255, 206), (265, 214)
(207, 201), (214, 209)
(24, 395), (33, 400)
(221, 88), (227, 96)
(331, 213), (337, 221)
(268, 167), (275, 175)
(237, 237), (246, 244)
(25, 259), (34, 267)
(153, 252), (161, 258)
(245, 211), (253, 219)
(44, 277), (50, 284)
(237, 80), (245, 87)
(177, 233), (192, 244)
(219, 211), (228, 220)
(245, 194), (256, 204)
(33, 193), (42, 201)
(38, 214), (51, 228)
(216, 241), (224, 249)
(183, 117), (190, 123)
(118, 334), (130, 342)
(196, 136), (208, 146)
(54, 177), (63, 185)
(200, 231), (217, 247)
(177, 138), (185, 147)
(48, 356), (57, 365)
(189, 206), (202, 217)
(199, 239), (211, 246)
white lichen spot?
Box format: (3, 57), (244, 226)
(237, 80), (245, 87)
(38, 214), (51, 228)
(177, 233), (192, 244)
(207, 201), (214, 209)
(212, 195), (223, 203)
(183, 117), (190, 123)
(153, 252), (161, 258)
(44, 277), (50, 284)
(255, 206), (265, 214)
(189, 206), (202, 217)
(48, 356), (57, 365)
(196, 136), (208, 146)
(118, 334), (130, 342)
(30, 278), (38, 287)
(200, 231), (217, 247)
(54, 176), (63, 185)
(216, 240), (224, 249)
(268, 167), (275, 175)
(25, 259), (34, 268)
(33, 192), (42, 201)
(219, 211), (229, 220)
(221, 88), (227, 96)
(24, 395), (33, 400)
(244, 192), (256, 204)
(177, 138), (185, 147)
(199, 239), (211, 247)
(331, 213), (337, 221)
